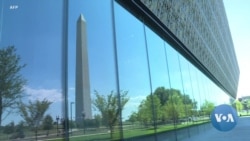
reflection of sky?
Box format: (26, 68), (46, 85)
(68, 1), (117, 119)
(0, 0), (63, 88)
(0, 0), (64, 125)
(69, 0), (211, 121)
(0, 0), (233, 125)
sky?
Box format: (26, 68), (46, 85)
(0, 0), (249, 126)
(223, 0), (250, 98)
(0, 0), (65, 125)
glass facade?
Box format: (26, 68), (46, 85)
(0, 0), (238, 141)
(0, 0), (67, 140)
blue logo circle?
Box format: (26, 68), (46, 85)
(210, 104), (238, 131)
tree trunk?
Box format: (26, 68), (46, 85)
(110, 125), (113, 139)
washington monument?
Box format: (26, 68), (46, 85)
(75, 14), (92, 122)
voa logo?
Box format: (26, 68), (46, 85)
(210, 104), (238, 132)
(214, 113), (235, 122)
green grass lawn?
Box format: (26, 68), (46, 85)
(0, 120), (210, 141)
(48, 120), (210, 141)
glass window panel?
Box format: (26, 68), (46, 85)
(165, 44), (190, 140)
(114, 2), (153, 140)
(187, 63), (202, 116)
(178, 55), (196, 118)
(0, 1), (238, 141)
(174, 54), (190, 140)
(0, 0), (65, 140)
(145, 26), (176, 140)
(68, 1), (118, 140)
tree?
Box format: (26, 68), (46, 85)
(3, 121), (25, 139)
(128, 112), (138, 124)
(137, 95), (162, 127)
(42, 114), (53, 135)
(93, 90), (129, 139)
(19, 99), (52, 129)
(162, 92), (185, 123)
(14, 121), (25, 139)
(0, 46), (26, 126)
(3, 121), (15, 135)
(182, 94), (197, 118)
(244, 99), (250, 114)
(200, 100), (215, 116)
(233, 99), (243, 115)
(154, 87), (196, 122)
(93, 114), (102, 128)
(154, 87), (170, 106)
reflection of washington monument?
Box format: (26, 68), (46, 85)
(75, 14), (92, 122)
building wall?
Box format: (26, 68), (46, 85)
(116, 0), (240, 99)
(66, 1), (238, 140)
(0, 0), (239, 141)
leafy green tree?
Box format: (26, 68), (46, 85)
(16, 121), (25, 130)
(3, 121), (25, 138)
(200, 100), (215, 116)
(182, 94), (197, 118)
(137, 95), (162, 126)
(93, 114), (102, 128)
(233, 99), (243, 115)
(42, 114), (53, 135)
(154, 87), (196, 117)
(19, 99), (52, 129)
(135, 87), (197, 125)
(69, 120), (76, 129)
(0, 46), (26, 126)
(137, 99), (150, 126)
(3, 121), (15, 135)
(15, 121), (25, 139)
(93, 90), (129, 139)
(154, 87), (170, 106)
(162, 92), (185, 123)
(244, 99), (250, 114)
(128, 112), (138, 124)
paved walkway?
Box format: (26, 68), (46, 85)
(182, 117), (250, 141)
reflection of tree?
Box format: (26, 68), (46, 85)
(128, 112), (138, 124)
(42, 114), (54, 136)
(135, 87), (197, 126)
(93, 90), (129, 139)
(163, 92), (185, 123)
(3, 121), (25, 139)
(19, 99), (52, 128)
(200, 100), (215, 116)
(3, 121), (15, 135)
(137, 95), (162, 126)
(232, 99), (243, 115)
(242, 99), (250, 114)
(0, 46), (26, 126)
(154, 87), (170, 106)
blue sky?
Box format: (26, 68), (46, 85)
(223, 0), (250, 98)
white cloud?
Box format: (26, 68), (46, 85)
(24, 86), (62, 102)
(122, 95), (146, 120)
(124, 95), (146, 110)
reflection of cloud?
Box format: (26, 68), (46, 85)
(24, 86), (62, 102)
(122, 95), (146, 120)
(125, 95), (146, 110)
